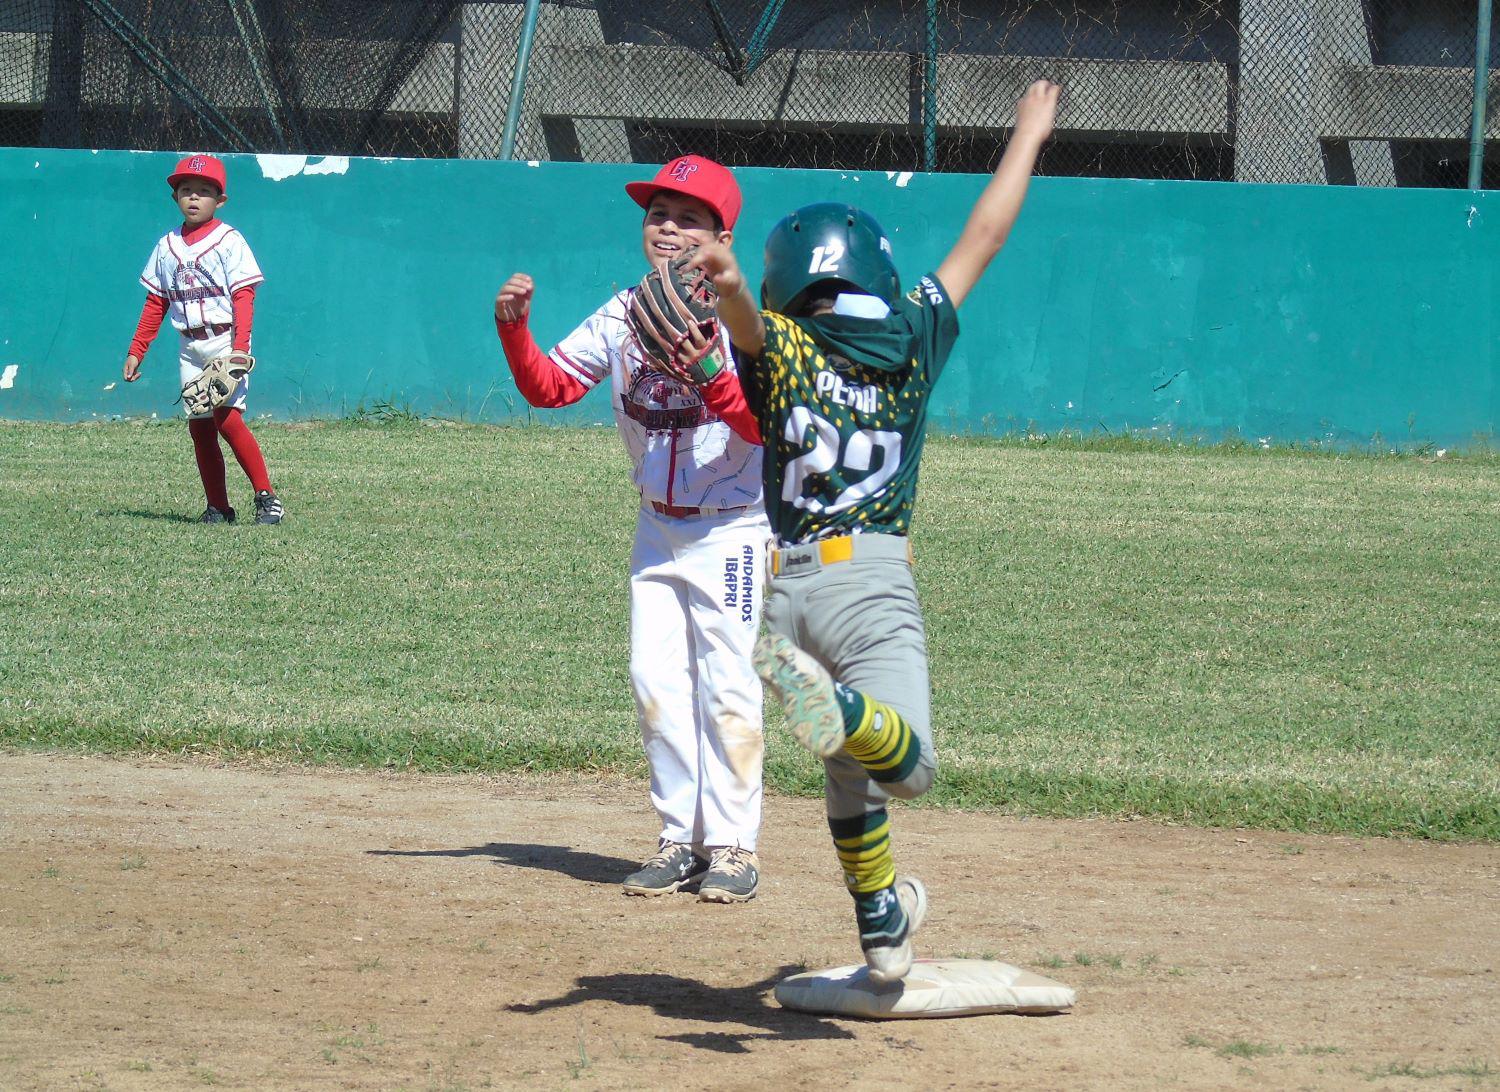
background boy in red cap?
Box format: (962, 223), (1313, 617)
(122, 153), (284, 524)
(492, 156), (769, 903)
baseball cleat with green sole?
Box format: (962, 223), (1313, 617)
(753, 632), (845, 758)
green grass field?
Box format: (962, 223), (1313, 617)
(2, 419), (1496, 840)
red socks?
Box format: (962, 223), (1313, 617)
(214, 408), (273, 494)
(188, 416), (231, 509)
(189, 409), (272, 506)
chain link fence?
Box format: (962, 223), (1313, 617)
(1, 0), (1494, 186)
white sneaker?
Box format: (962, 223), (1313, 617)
(863, 877), (927, 985)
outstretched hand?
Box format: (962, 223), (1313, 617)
(123, 355), (141, 382)
(495, 273), (535, 324)
(1014, 79), (1060, 145)
(680, 242), (746, 300)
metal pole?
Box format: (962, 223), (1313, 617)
(500, 0), (543, 160)
(1469, 0), (1493, 189)
(922, 0), (938, 172)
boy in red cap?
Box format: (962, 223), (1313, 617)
(492, 157), (769, 903)
(122, 153), (284, 524)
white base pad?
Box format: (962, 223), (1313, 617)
(774, 959), (1076, 1020)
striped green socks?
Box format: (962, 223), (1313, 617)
(828, 809), (895, 894)
(833, 682), (923, 784)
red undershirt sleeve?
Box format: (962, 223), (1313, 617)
(495, 315), (588, 409)
(699, 369), (763, 445)
(231, 285), (256, 352)
(127, 293), (168, 360)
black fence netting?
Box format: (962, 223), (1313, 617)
(1, 0), (463, 156)
(1, 0), (1494, 187)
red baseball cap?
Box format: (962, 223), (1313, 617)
(625, 155), (741, 231)
(167, 153), (228, 196)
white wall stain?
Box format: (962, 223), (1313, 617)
(257, 154), (307, 181)
(103, 382), (117, 391)
(303, 156), (349, 177)
(256, 154), (350, 181)
(0, 364), (18, 389)
(1467, 205), (1481, 228)
(885, 171), (914, 188)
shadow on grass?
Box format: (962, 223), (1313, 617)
(100, 508), (201, 524)
(507, 966), (854, 1051)
(366, 842), (637, 884)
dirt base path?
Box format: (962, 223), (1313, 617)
(1, 753), (1496, 1090)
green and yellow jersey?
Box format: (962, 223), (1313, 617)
(740, 273), (959, 545)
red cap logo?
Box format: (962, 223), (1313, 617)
(625, 155), (741, 232)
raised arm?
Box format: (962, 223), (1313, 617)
(493, 272), (589, 408)
(683, 241), (765, 358)
(935, 80), (1059, 309)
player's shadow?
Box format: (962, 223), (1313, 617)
(366, 842), (636, 885)
(507, 966), (855, 1052)
(102, 508), (200, 523)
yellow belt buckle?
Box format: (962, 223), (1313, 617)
(819, 536), (854, 565)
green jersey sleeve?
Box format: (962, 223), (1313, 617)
(904, 273), (960, 385)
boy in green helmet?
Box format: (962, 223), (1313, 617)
(683, 80), (1059, 983)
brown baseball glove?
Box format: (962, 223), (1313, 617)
(626, 248), (727, 386)
(181, 351), (255, 416)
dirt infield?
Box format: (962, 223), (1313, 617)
(1, 753), (1496, 1090)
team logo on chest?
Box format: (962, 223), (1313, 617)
(169, 258), (223, 303)
(623, 368), (713, 432)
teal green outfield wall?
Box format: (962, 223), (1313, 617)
(0, 147), (1494, 446)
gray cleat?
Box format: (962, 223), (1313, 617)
(622, 840), (709, 896)
(253, 490), (285, 524)
(698, 847), (760, 904)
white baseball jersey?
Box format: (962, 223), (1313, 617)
(139, 222), (263, 333)
(550, 291), (762, 510)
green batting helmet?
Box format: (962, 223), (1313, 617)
(761, 202), (901, 314)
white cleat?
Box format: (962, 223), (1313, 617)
(864, 876), (928, 985)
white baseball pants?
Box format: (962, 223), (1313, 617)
(629, 503), (770, 852)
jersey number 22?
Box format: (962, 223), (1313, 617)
(782, 406), (902, 513)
